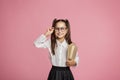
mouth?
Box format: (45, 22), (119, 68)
(57, 33), (63, 36)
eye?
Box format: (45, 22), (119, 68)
(56, 28), (59, 30)
(55, 27), (57, 29)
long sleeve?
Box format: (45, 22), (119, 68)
(33, 34), (50, 48)
(72, 51), (79, 68)
(74, 52), (79, 66)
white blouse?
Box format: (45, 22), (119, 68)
(33, 34), (79, 67)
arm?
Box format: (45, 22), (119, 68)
(33, 34), (50, 48)
(33, 27), (54, 48)
(66, 51), (79, 67)
(74, 52), (79, 66)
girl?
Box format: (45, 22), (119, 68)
(34, 18), (79, 80)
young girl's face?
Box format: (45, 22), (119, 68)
(54, 21), (68, 39)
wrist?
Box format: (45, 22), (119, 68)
(44, 32), (49, 37)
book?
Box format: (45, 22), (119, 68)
(67, 43), (77, 60)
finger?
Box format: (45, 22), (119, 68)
(66, 61), (70, 64)
(51, 27), (54, 29)
(66, 59), (71, 62)
(66, 61), (71, 65)
(48, 28), (51, 31)
(66, 60), (69, 62)
(68, 59), (71, 60)
(50, 27), (54, 30)
(66, 62), (70, 66)
(66, 59), (70, 62)
(49, 28), (53, 31)
(51, 27), (54, 31)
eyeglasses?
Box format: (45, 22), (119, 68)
(54, 27), (67, 32)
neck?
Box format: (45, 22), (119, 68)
(57, 37), (65, 43)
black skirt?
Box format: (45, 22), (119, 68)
(47, 65), (74, 80)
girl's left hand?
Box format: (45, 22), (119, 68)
(66, 59), (76, 67)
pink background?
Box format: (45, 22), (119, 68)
(0, 0), (120, 80)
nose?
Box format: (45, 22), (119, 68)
(58, 29), (62, 33)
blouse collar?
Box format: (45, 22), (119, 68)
(56, 39), (68, 48)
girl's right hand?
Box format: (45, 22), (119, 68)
(44, 27), (54, 37)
